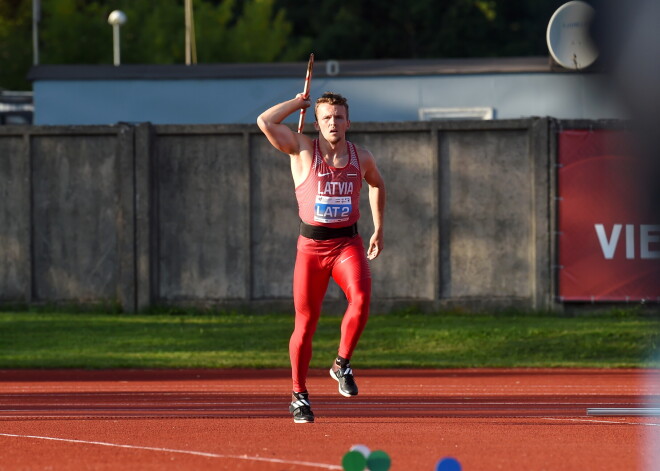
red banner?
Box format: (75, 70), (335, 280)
(558, 130), (660, 302)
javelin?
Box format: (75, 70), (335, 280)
(297, 53), (314, 133)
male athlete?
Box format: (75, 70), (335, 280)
(257, 92), (386, 423)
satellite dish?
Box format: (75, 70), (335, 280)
(546, 1), (598, 70)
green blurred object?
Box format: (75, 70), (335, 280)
(342, 450), (366, 471)
(366, 450), (391, 471)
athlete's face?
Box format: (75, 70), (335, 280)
(314, 103), (350, 144)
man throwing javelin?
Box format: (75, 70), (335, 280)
(257, 92), (386, 423)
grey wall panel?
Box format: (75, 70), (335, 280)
(154, 133), (249, 301)
(31, 135), (120, 301)
(0, 136), (29, 300)
(249, 135), (299, 299)
(443, 130), (533, 298)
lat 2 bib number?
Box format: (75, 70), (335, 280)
(314, 196), (352, 223)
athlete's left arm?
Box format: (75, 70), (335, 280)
(361, 149), (386, 260)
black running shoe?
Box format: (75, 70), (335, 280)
(330, 363), (358, 397)
(289, 391), (314, 423)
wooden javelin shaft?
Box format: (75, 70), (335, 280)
(297, 53), (314, 134)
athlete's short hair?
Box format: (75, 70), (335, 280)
(315, 92), (349, 121)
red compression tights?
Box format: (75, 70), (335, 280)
(290, 235), (372, 393)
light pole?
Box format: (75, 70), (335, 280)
(107, 10), (127, 66)
(32, 0), (40, 65)
(184, 0), (197, 65)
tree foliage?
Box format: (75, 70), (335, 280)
(0, 0), (566, 90)
(0, 0), (33, 90)
(0, 0), (305, 90)
(274, 0), (565, 60)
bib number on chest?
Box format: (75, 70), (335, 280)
(314, 196), (352, 223)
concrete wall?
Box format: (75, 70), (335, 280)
(0, 126), (135, 307)
(0, 119), (555, 313)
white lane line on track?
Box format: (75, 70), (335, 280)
(0, 432), (342, 470)
(542, 417), (660, 427)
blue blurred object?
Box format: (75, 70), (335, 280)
(436, 456), (461, 471)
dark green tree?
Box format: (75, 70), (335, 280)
(274, 0), (565, 60)
(39, 0), (110, 64)
(0, 0), (305, 90)
(1, 0), (569, 90)
(0, 0), (33, 90)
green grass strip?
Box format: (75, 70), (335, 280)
(0, 309), (658, 369)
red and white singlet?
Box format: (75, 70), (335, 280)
(295, 139), (362, 228)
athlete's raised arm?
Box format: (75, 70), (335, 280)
(257, 95), (311, 156)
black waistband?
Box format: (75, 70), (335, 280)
(300, 221), (358, 240)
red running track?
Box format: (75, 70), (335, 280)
(0, 368), (659, 470)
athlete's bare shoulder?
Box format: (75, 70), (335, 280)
(352, 143), (376, 170)
(351, 142), (384, 186)
(352, 142), (373, 156)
